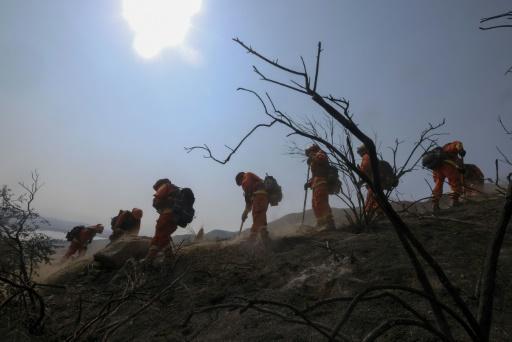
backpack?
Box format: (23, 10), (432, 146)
(263, 174), (283, 206)
(172, 188), (196, 227)
(326, 165), (342, 194)
(110, 210), (136, 231)
(464, 164), (485, 185)
(66, 225), (84, 241)
(422, 147), (446, 170)
(378, 160), (399, 191)
(111, 210), (124, 229)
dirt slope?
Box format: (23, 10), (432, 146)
(39, 197), (512, 341)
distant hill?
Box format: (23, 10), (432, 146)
(39, 217), (114, 240)
(173, 229), (237, 243)
(40, 217), (87, 232)
(206, 229), (237, 240)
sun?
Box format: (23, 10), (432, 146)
(122, 0), (202, 59)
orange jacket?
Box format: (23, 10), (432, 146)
(241, 172), (264, 203)
(76, 227), (98, 245)
(307, 149), (330, 188)
(441, 141), (464, 169)
(442, 141), (464, 159)
(359, 153), (371, 176)
(309, 150), (329, 178)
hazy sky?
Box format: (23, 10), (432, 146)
(1, 0), (511, 236)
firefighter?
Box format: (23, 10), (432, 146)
(63, 224), (104, 260)
(432, 141), (466, 212)
(109, 208), (143, 242)
(357, 145), (379, 214)
(145, 178), (179, 260)
(236, 172), (270, 242)
(304, 144), (335, 230)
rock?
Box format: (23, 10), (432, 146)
(94, 236), (151, 269)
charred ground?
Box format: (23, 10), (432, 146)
(29, 197), (512, 341)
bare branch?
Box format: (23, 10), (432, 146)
(233, 38), (306, 77)
(253, 66), (309, 94)
(480, 11), (512, 24)
(479, 24), (512, 30)
(497, 146), (512, 166)
(313, 42), (322, 91)
(362, 318), (450, 342)
(185, 120), (277, 164)
(499, 116), (512, 135)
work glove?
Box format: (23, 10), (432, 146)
(241, 209), (249, 222)
(459, 149), (466, 158)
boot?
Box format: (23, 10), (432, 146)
(163, 246), (175, 263)
(318, 217), (336, 231)
(259, 228), (271, 247)
(141, 245), (159, 268)
(325, 218), (336, 231)
(316, 217), (325, 229)
(248, 230), (258, 242)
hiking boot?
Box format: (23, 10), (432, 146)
(163, 247), (176, 265)
(259, 228), (270, 239)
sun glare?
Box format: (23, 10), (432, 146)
(122, 0), (202, 59)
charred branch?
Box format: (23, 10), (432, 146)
(185, 121), (278, 164)
(480, 11), (512, 30)
(231, 38), (466, 339)
(185, 38), (512, 341)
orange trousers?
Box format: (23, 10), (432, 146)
(148, 212), (177, 257)
(250, 192), (269, 237)
(364, 186), (379, 213)
(432, 163), (462, 204)
(64, 240), (86, 259)
(312, 177), (333, 226)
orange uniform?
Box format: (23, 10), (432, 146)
(147, 181), (179, 258)
(241, 172), (269, 239)
(359, 152), (379, 213)
(432, 141), (465, 207)
(306, 147), (334, 229)
(64, 226), (101, 259)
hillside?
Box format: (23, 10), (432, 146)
(29, 196), (512, 341)
(40, 217), (87, 233)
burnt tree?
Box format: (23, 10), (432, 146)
(185, 39), (512, 341)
